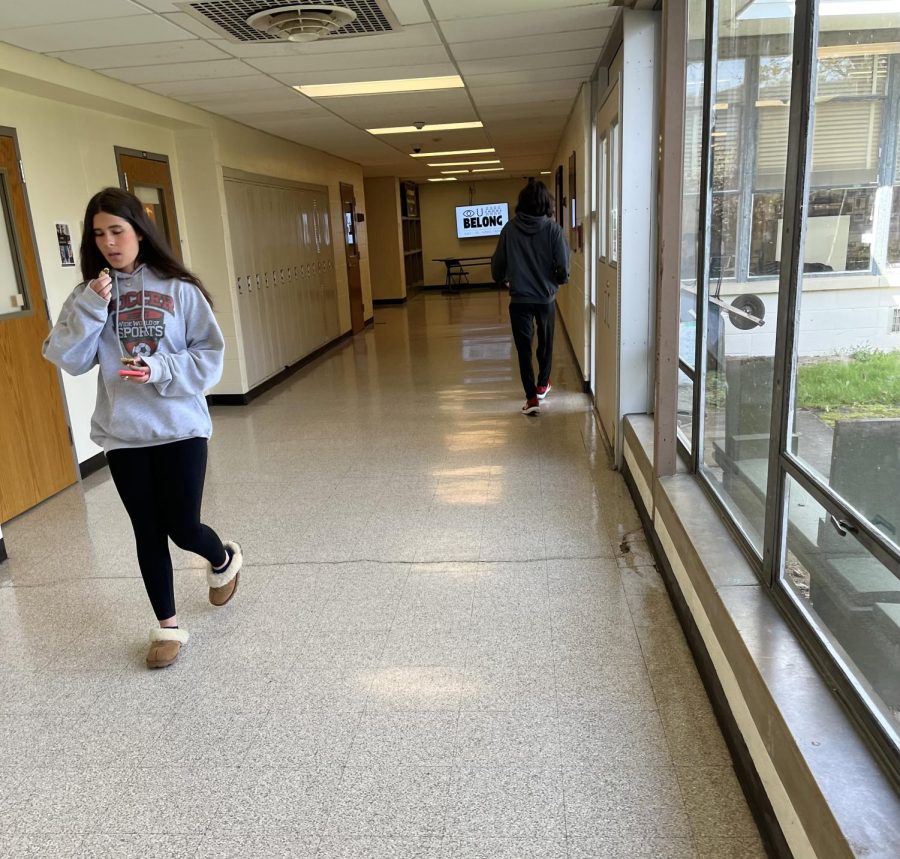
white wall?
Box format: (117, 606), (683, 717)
(0, 42), (372, 464)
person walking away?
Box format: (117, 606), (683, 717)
(43, 187), (243, 669)
(491, 178), (569, 416)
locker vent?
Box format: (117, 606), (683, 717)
(178, 0), (399, 42)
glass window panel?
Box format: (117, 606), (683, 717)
(782, 477), (900, 744)
(889, 187), (900, 267)
(678, 368), (694, 445)
(610, 121), (619, 264)
(680, 3), (705, 367)
(0, 177), (27, 317)
(701, 0), (794, 553)
(600, 135), (608, 259)
(789, 10), (900, 555)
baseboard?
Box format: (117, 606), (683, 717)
(620, 458), (789, 859)
(0, 537), (7, 564)
(372, 296), (408, 305)
(365, 315), (374, 326)
(79, 451), (108, 479)
(423, 282), (497, 291)
(556, 310), (591, 393)
(208, 329), (353, 406)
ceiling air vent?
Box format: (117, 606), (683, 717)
(247, 5), (356, 42)
(178, 0), (399, 42)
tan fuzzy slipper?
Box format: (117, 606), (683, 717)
(146, 627), (189, 669)
(208, 541), (243, 607)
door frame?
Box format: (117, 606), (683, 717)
(339, 181), (365, 335)
(0, 125), (78, 521)
(114, 146), (183, 260)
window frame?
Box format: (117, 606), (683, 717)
(684, 0), (900, 776)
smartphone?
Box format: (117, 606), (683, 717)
(118, 368), (147, 378)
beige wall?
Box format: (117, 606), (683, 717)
(551, 84), (592, 384)
(363, 176), (406, 301)
(0, 42), (372, 463)
(419, 178), (526, 287)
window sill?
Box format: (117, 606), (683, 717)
(622, 414), (900, 859)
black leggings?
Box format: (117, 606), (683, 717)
(107, 438), (226, 620)
(509, 301), (556, 400)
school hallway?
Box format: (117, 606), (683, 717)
(0, 289), (764, 858)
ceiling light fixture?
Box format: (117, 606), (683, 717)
(246, 5), (356, 43)
(410, 148), (495, 158)
(540, 171), (551, 175)
(367, 121), (484, 135)
(441, 170), (470, 174)
(472, 168), (504, 173)
(426, 159), (501, 167)
(428, 177), (458, 182)
(297, 75), (464, 98)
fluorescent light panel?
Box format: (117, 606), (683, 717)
(367, 121), (483, 135)
(472, 168), (504, 173)
(411, 148), (495, 158)
(441, 169), (470, 174)
(428, 177), (458, 182)
(296, 75), (463, 98)
(426, 159), (500, 166)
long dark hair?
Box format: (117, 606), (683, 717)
(79, 187), (214, 307)
(515, 178), (553, 217)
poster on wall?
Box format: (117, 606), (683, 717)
(56, 223), (75, 267)
(455, 203), (509, 239)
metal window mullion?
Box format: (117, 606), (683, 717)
(782, 454), (900, 577)
(762, 0), (819, 588)
(692, 0), (719, 474)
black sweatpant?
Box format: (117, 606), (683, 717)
(509, 300), (556, 400)
(107, 437), (226, 621)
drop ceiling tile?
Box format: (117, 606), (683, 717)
(103, 58), (256, 84)
(484, 99), (575, 120)
(48, 39), (231, 69)
(0, 0), (146, 29)
(465, 64), (596, 88)
(246, 44), (447, 74)
(472, 79), (586, 106)
(0, 14), (188, 52)
(440, 5), (616, 42)
(189, 93), (324, 115)
(452, 29), (609, 61)
(162, 11), (229, 40)
(320, 88), (474, 124)
(132, 0), (180, 10)
(378, 129), (493, 152)
(458, 49), (600, 76)
(141, 75), (289, 97)
(431, 0), (614, 19)
(384, 0), (432, 26)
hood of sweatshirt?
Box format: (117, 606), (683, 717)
(511, 213), (550, 235)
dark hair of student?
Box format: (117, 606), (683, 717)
(79, 187), (214, 307)
(515, 178), (553, 218)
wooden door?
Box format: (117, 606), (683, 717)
(340, 182), (365, 334)
(0, 128), (76, 522)
(115, 148), (183, 261)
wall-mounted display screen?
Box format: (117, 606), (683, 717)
(455, 203), (509, 238)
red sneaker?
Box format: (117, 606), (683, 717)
(536, 382), (552, 400)
(521, 398), (540, 416)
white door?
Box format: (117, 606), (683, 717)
(595, 83), (621, 450)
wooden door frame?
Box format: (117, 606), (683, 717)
(113, 146), (183, 260)
(0, 125), (78, 518)
(339, 181), (365, 334)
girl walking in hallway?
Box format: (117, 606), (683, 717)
(43, 187), (242, 669)
(492, 178), (569, 415)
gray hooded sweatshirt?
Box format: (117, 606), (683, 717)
(491, 212), (569, 304)
(43, 264), (224, 452)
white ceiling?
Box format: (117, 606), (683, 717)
(0, 0), (618, 182)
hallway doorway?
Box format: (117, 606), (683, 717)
(340, 182), (365, 334)
(594, 82), (621, 451)
(0, 127), (76, 522)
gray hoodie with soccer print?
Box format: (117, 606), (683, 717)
(43, 263), (224, 452)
